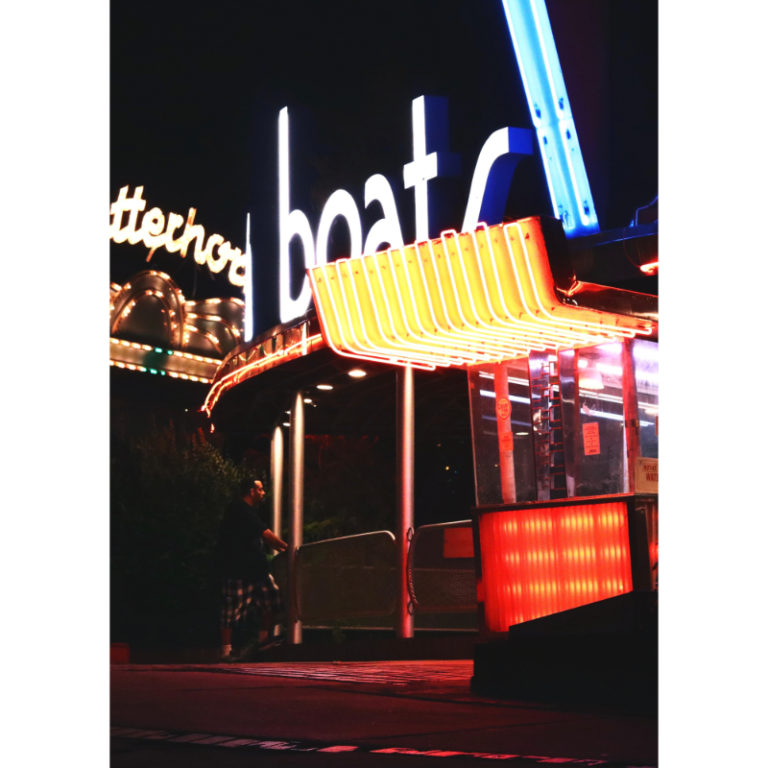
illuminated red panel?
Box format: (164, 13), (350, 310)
(477, 500), (633, 631)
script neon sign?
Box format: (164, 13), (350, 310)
(109, 186), (248, 288)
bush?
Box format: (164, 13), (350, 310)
(111, 421), (246, 648)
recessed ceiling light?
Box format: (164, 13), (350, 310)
(316, 384), (333, 391)
(303, 397), (313, 404)
(348, 368), (367, 379)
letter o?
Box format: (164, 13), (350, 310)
(315, 189), (363, 266)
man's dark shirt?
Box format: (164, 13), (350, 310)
(216, 499), (269, 581)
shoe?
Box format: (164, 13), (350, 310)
(256, 635), (284, 652)
(220, 648), (243, 662)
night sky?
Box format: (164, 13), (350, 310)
(111, 0), (657, 334)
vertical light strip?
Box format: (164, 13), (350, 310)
(243, 212), (254, 343)
(500, 0), (599, 236)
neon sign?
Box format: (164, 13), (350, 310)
(500, 0), (598, 235)
(109, 186), (248, 288)
(308, 217), (654, 371)
(278, 0), (604, 324)
(279, 97), (534, 323)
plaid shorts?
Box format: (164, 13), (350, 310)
(220, 575), (284, 629)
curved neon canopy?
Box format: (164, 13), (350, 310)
(308, 217), (655, 372)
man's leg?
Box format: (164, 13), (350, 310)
(220, 579), (237, 660)
(257, 574), (284, 647)
(220, 626), (233, 658)
(258, 609), (272, 645)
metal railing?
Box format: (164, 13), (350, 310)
(407, 521), (477, 613)
(297, 531), (397, 626)
(272, 522), (479, 632)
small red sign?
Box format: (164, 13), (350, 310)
(443, 527), (474, 559)
(582, 421), (601, 455)
(496, 397), (511, 421)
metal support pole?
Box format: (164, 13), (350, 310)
(270, 426), (284, 552)
(288, 393), (304, 645)
(397, 365), (415, 639)
(621, 339), (641, 494)
(494, 362), (517, 503)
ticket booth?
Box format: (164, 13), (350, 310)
(309, 214), (657, 699)
(468, 337), (658, 633)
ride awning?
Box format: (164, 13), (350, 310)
(308, 217), (656, 372)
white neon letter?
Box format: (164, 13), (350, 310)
(316, 189), (363, 265)
(242, 212), (253, 342)
(461, 126), (533, 231)
(404, 97), (438, 241)
(403, 96), (458, 241)
(363, 174), (404, 255)
(108, 185), (146, 245)
(279, 106), (316, 323)
(137, 206), (166, 249)
(162, 212), (186, 253)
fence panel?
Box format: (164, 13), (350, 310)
(408, 520), (478, 631)
(296, 531), (397, 627)
(271, 523), (479, 632)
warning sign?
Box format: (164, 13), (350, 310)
(635, 457), (659, 493)
(499, 431), (514, 453)
(582, 421), (601, 455)
(496, 397), (511, 421)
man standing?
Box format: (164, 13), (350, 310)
(217, 478), (288, 660)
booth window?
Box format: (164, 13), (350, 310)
(467, 358), (537, 506)
(632, 339), (658, 460)
(559, 342), (628, 497)
(468, 340), (658, 505)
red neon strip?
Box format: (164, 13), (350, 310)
(201, 333), (325, 415)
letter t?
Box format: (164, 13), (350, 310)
(403, 96), (459, 242)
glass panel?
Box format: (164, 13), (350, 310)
(467, 360), (536, 506)
(528, 351), (567, 501)
(559, 342), (629, 497)
(633, 339), (659, 459)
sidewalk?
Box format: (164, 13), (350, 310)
(110, 658), (657, 766)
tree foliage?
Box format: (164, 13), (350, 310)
(111, 420), (247, 647)
(301, 434), (395, 543)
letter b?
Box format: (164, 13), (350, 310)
(279, 107), (315, 323)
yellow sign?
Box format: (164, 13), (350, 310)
(110, 186), (247, 288)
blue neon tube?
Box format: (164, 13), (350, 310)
(500, 0), (599, 236)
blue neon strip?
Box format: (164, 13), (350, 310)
(500, 0), (599, 236)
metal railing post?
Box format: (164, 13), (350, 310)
(397, 365), (415, 638)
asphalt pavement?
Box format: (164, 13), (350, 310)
(110, 659), (657, 767)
